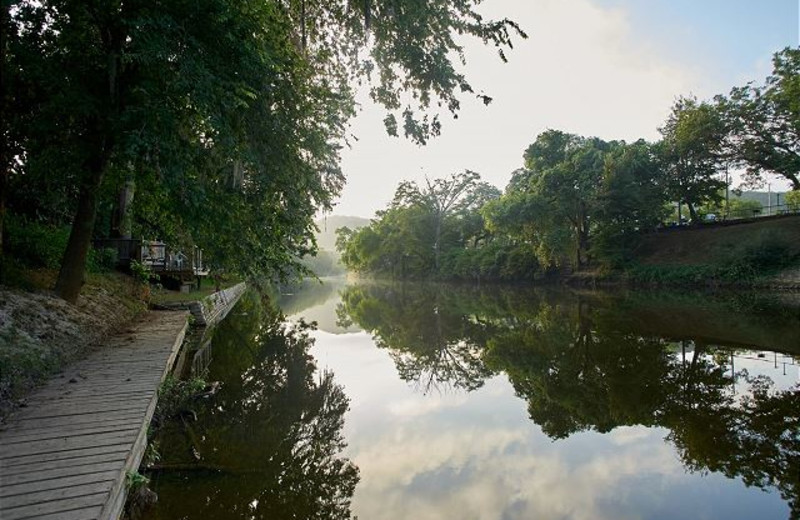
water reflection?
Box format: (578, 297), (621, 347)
(146, 282), (799, 520)
(336, 282), (800, 517)
(146, 293), (359, 520)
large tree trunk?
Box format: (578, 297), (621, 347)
(54, 153), (108, 303)
(787, 173), (800, 192)
(112, 175), (135, 238)
(55, 15), (122, 302)
(686, 202), (699, 223)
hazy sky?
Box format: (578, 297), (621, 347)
(332, 0), (800, 218)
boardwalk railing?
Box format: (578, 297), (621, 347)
(93, 238), (208, 277)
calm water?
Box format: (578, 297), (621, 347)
(145, 281), (800, 520)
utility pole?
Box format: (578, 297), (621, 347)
(725, 164), (730, 218)
(767, 183), (772, 216)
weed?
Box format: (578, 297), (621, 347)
(154, 375), (207, 423)
(125, 470), (150, 491)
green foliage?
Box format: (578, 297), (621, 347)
(629, 231), (796, 285)
(143, 441), (161, 467)
(4, 214), (118, 273)
(786, 190), (800, 210)
(5, 0), (525, 300)
(485, 133), (668, 270)
(4, 215), (70, 269)
(337, 172), (505, 279)
(299, 250), (345, 278)
(125, 470), (150, 491)
(719, 47), (800, 190)
(439, 241), (539, 281)
(658, 96), (727, 221)
(129, 260), (154, 285)
(87, 248), (118, 274)
(155, 376), (207, 423)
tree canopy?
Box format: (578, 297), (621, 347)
(2, 0), (525, 301)
(337, 47), (800, 278)
(719, 47), (800, 190)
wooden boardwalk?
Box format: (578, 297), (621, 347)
(0, 311), (188, 520)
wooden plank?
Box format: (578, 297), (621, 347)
(11, 400), (153, 420)
(1, 424), (140, 445)
(0, 443), (134, 467)
(0, 309), (191, 520)
(21, 392), (156, 409)
(0, 452), (129, 478)
(31, 506), (104, 520)
(0, 481), (113, 509)
(0, 470), (119, 498)
(2, 410), (146, 432)
(19, 394), (154, 409)
(29, 505), (104, 520)
(19, 393), (154, 410)
(0, 430), (139, 460)
(1, 461), (121, 487)
(0, 492), (108, 520)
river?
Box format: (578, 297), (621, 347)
(144, 280), (800, 520)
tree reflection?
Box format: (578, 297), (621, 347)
(148, 293), (359, 520)
(337, 284), (495, 393)
(337, 282), (800, 517)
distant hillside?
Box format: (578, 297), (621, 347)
(736, 190), (789, 208)
(314, 215), (370, 251)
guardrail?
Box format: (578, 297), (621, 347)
(93, 238), (207, 276)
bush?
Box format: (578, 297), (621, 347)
(87, 247), (118, 273)
(4, 214), (118, 274)
(154, 376), (207, 423)
(4, 214), (70, 269)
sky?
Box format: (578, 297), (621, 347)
(332, 0), (800, 219)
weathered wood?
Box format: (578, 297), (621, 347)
(1, 461), (121, 487)
(0, 430), (139, 459)
(0, 311), (188, 520)
(0, 443), (134, 468)
(1, 481), (113, 509)
(28, 505), (104, 520)
(0, 452), (128, 478)
(1, 410), (145, 432)
(0, 470), (119, 498)
(1, 424), (140, 445)
(0, 492), (108, 519)
(10, 400), (154, 421)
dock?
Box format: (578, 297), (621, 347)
(0, 311), (188, 520)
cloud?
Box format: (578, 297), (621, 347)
(336, 0), (698, 218)
(346, 416), (686, 520)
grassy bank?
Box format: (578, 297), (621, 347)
(0, 270), (148, 419)
(151, 277), (241, 305)
(625, 216), (800, 288)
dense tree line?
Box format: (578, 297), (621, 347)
(338, 47), (800, 279)
(0, 0), (525, 301)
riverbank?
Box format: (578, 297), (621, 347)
(0, 272), (149, 419)
(0, 310), (188, 520)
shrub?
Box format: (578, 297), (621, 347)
(4, 214), (118, 274)
(4, 214), (70, 269)
(154, 376), (207, 423)
(88, 247), (118, 273)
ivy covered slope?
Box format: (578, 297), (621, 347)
(1, 0), (526, 302)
